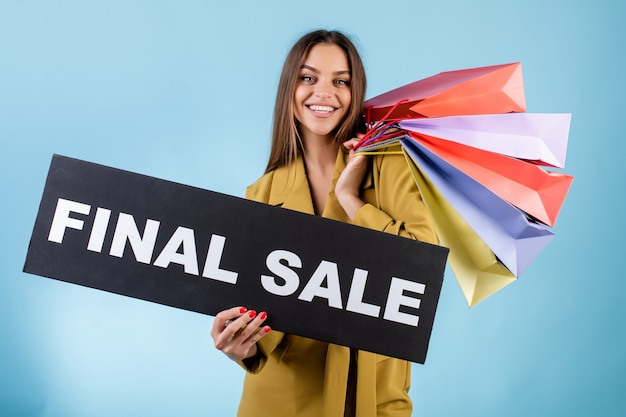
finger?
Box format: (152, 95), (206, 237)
(243, 325), (271, 349)
(217, 306), (248, 323)
(224, 309), (259, 338)
(211, 306), (247, 337)
(343, 138), (359, 150)
(213, 311), (254, 350)
(238, 311), (268, 340)
(239, 314), (271, 351)
(347, 153), (367, 167)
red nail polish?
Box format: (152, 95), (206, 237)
(263, 326), (271, 333)
(239, 307), (247, 314)
(259, 312), (267, 320)
(248, 310), (257, 318)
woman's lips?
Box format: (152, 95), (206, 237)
(306, 104), (337, 116)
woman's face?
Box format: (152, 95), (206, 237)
(293, 43), (352, 143)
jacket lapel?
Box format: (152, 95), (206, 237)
(264, 149), (374, 223)
(266, 155), (316, 215)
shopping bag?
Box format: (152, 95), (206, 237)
(399, 113), (571, 168)
(406, 131), (574, 226)
(402, 149), (517, 307)
(401, 138), (554, 278)
(365, 63), (526, 122)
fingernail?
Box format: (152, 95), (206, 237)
(239, 307), (247, 314)
(248, 310), (257, 318)
(263, 326), (271, 333)
(259, 312), (267, 320)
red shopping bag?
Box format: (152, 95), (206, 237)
(365, 62), (526, 122)
(408, 132), (574, 227)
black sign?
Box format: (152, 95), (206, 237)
(24, 155), (448, 363)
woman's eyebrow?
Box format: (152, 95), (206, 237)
(300, 64), (351, 76)
(300, 64), (319, 73)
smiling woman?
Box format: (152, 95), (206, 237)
(265, 31), (367, 176)
(293, 43), (352, 142)
(292, 42), (355, 215)
(209, 29), (437, 417)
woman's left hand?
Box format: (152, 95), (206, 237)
(335, 138), (368, 220)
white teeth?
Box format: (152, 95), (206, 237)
(308, 105), (335, 112)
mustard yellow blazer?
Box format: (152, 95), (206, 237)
(237, 145), (437, 417)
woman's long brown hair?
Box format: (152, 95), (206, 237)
(265, 30), (367, 174)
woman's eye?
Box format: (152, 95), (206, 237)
(300, 75), (315, 83)
(335, 79), (350, 86)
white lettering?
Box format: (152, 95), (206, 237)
(298, 260), (343, 309)
(346, 268), (381, 317)
(153, 226), (199, 275)
(383, 277), (425, 327)
(44, 199), (429, 330)
(202, 234), (238, 284)
(110, 213), (160, 264)
(87, 207), (111, 252)
(261, 250), (301, 296)
(48, 198), (91, 243)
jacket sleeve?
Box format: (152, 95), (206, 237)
(353, 148), (438, 245)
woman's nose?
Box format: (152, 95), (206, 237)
(314, 82), (332, 99)
(315, 91), (331, 99)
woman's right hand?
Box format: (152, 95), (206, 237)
(210, 306), (271, 362)
(335, 137), (368, 220)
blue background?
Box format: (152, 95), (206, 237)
(1, 1), (624, 416)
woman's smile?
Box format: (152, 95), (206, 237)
(306, 104), (338, 116)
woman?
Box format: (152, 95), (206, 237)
(210, 29), (437, 417)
